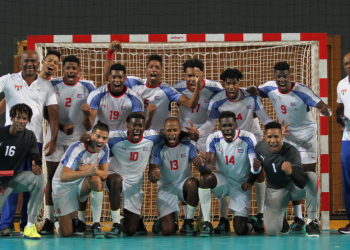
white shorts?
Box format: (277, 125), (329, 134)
(156, 177), (190, 219)
(283, 133), (317, 164)
(45, 144), (69, 162)
(105, 176), (144, 216)
(53, 177), (89, 217)
(211, 172), (251, 218)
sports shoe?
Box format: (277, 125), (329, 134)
(1, 227), (13, 236)
(136, 218), (147, 235)
(23, 224), (41, 239)
(182, 219), (196, 236)
(248, 215), (257, 232)
(73, 219), (86, 235)
(280, 217), (290, 234)
(91, 222), (105, 239)
(306, 219), (320, 237)
(195, 219), (204, 232)
(152, 220), (161, 234)
(39, 219), (55, 235)
(106, 223), (123, 238)
(174, 219), (179, 233)
(290, 217), (306, 233)
(254, 213), (265, 233)
(180, 223), (186, 234)
(338, 223), (350, 234)
(199, 221), (214, 237)
(214, 217), (230, 234)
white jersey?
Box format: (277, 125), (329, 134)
(259, 81), (321, 141)
(46, 77), (95, 146)
(87, 84), (144, 130)
(173, 79), (223, 134)
(108, 129), (164, 184)
(337, 76), (350, 140)
(52, 141), (109, 195)
(207, 89), (265, 136)
(0, 72), (57, 143)
(206, 130), (257, 183)
(149, 137), (198, 186)
(125, 77), (182, 129)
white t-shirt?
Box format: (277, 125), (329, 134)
(0, 72), (57, 143)
(149, 137), (198, 186)
(259, 81), (321, 141)
(125, 77), (182, 130)
(46, 77), (95, 146)
(337, 76), (350, 140)
(87, 84), (143, 130)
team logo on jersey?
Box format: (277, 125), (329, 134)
(341, 89), (347, 95)
(154, 96), (160, 100)
(103, 105), (107, 109)
(260, 155), (265, 161)
(14, 84), (22, 91)
(97, 158), (100, 162)
(37, 89), (41, 92)
(218, 149), (222, 153)
(121, 106), (126, 110)
(56, 92), (60, 96)
(143, 147), (148, 151)
(238, 148), (243, 153)
(204, 99), (210, 103)
(246, 105), (251, 109)
(121, 147), (126, 151)
(272, 98), (277, 103)
(290, 102), (296, 106)
(181, 153), (186, 158)
(77, 94), (82, 98)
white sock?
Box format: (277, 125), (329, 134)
(91, 191), (103, 223)
(45, 205), (54, 222)
(78, 211), (86, 223)
(26, 222), (33, 227)
(293, 204), (303, 219)
(186, 205), (197, 220)
(111, 209), (121, 224)
(308, 212), (317, 222)
(199, 188), (211, 222)
(255, 181), (266, 214)
(247, 223), (253, 232)
(54, 221), (60, 235)
(182, 204), (187, 217)
(219, 196), (229, 218)
(71, 211), (76, 219)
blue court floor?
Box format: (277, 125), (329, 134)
(0, 231), (349, 250)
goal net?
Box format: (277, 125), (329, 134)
(35, 40), (321, 228)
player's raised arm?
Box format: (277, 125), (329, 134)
(177, 70), (202, 109)
(148, 164), (162, 183)
(81, 103), (98, 131)
(144, 103), (157, 130)
(103, 40), (122, 82)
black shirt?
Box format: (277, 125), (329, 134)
(0, 126), (42, 185)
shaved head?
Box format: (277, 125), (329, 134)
(21, 50), (38, 60)
(20, 50), (39, 78)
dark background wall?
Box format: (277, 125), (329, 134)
(0, 0), (349, 125)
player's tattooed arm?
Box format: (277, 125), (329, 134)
(0, 97), (5, 115)
(60, 164), (98, 182)
(103, 40), (122, 82)
(336, 103), (348, 130)
(44, 105), (59, 156)
(316, 100), (332, 117)
(177, 70), (203, 109)
(144, 103), (157, 130)
(148, 164), (162, 183)
(184, 120), (200, 142)
(81, 103), (98, 131)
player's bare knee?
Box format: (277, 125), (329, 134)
(107, 173), (123, 190)
(161, 224), (174, 236)
(199, 173), (215, 188)
(124, 226), (137, 236)
(88, 175), (103, 191)
(60, 226), (73, 237)
(185, 178), (199, 193)
(235, 227), (248, 236)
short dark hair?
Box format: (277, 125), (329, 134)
(265, 121), (282, 132)
(110, 63), (126, 75)
(63, 55), (80, 66)
(147, 54), (163, 68)
(92, 120), (109, 134)
(9, 103), (33, 122)
(183, 58), (204, 72)
(218, 111), (236, 122)
(127, 112), (145, 123)
(220, 69), (243, 82)
(164, 117), (180, 125)
(46, 50), (61, 61)
(274, 61), (290, 72)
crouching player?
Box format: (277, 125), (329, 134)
(149, 117), (204, 236)
(199, 111), (260, 236)
(52, 121), (110, 238)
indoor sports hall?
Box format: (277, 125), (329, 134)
(0, 1), (349, 249)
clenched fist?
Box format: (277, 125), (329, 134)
(81, 103), (92, 116)
(109, 40), (122, 51)
(281, 162), (292, 175)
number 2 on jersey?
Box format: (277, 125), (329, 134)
(225, 155), (235, 165)
(65, 98), (71, 107)
(170, 160), (179, 170)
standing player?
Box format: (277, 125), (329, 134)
(198, 111), (259, 236)
(0, 50), (59, 235)
(336, 53), (350, 233)
(39, 55), (96, 235)
(207, 69), (273, 233)
(247, 122), (320, 237)
(248, 61), (331, 232)
(149, 117), (204, 236)
(52, 121), (110, 238)
(0, 104), (44, 239)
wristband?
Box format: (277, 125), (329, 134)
(199, 163), (207, 171)
(106, 49), (115, 60)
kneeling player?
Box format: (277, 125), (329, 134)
(199, 111), (259, 236)
(247, 122), (320, 237)
(52, 121), (110, 238)
(149, 117), (204, 236)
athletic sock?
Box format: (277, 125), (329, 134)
(45, 205), (54, 222)
(255, 181), (266, 214)
(186, 205), (197, 220)
(247, 222), (253, 232)
(307, 212), (317, 222)
(199, 188), (211, 222)
(54, 221), (60, 235)
(26, 222), (33, 227)
(219, 196), (229, 218)
(293, 204), (303, 219)
(71, 211), (76, 219)
(91, 191), (103, 224)
(111, 209), (121, 224)
(78, 211), (86, 223)
(182, 204), (188, 217)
